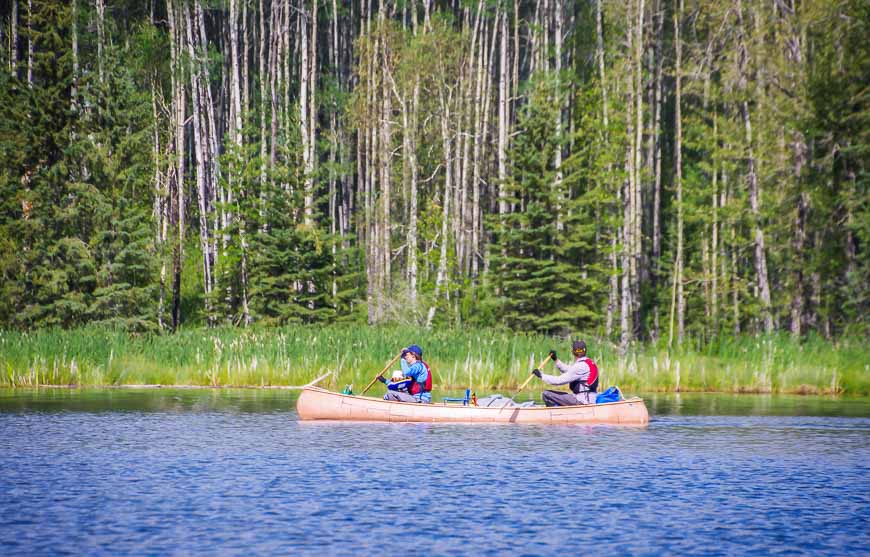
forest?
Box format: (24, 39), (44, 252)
(0, 0), (867, 351)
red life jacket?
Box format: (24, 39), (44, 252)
(408, 361), (433, 395)
(569, 357), (599, 394)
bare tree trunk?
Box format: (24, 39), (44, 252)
(259, 0), (268, 196)
(597, 0), (618, 339)
(242, 0), (249, 121)
(229, 0), (250, 324)
(512, 0), (519, 124)
(427, 89), (454, 328)
(300, 0), (311, 222)
(475, 13), (497, 280)
(790, 190), (809, 337)
(380, 12), (392, 300)
(329, 0), (340, 305)
(26, 0), (32, 86)
(736, 0), (773, 334)
(184, 3), (214, 322)
(95, 0), (105, 84)
(307, 0), (319, 222)
(670, 0), (685, 347)
(71, 0), (78, 111)
(497, 11), (508, 215)
(731, 223), (740, 334)
(530, 0), (540, 73)
(268, 3), (280, 174)
(10, 0), (17, 77)
(167, 0), (185, 330)
(194, 0), (221, 293)
(230, 0), (243, 150)
(620, 5), (635, 350)
(632, 0), (645, 334)
(152, 77), (166, 330)
(405, 70), (420, 314)
(650, 0), (664, 341)
(456, 6), (481, 277)
(553, 0), (564, 231)
(711, 111), (719, 333)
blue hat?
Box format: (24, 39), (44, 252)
(407, 344), (423, 358)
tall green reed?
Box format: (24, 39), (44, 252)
(0, 326), (867, 395)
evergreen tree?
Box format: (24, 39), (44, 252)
(490, 75), (594, 334)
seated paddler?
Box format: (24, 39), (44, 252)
(530, 340), (599, 407)
(377, 344), (432, 403)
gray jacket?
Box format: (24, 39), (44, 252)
(540, 357), (595, 404)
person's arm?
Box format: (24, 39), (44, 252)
(540, 361), (587, 386)
(407, 362), (425, 382)
(554, 359), (571, 373)
(400, 358), (411, 374)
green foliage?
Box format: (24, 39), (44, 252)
(490, 74), (601, 334)
(0, 1), (158, 332)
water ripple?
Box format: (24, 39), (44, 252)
(0, 391), (868, 556)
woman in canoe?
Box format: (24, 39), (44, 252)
(530, 340), (599, 407)
(377, 344), (433, 403)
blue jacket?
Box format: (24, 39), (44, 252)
(387, 378), (412, 392)
(401, 359), (431, 403)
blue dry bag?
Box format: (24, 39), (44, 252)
(595, 386), (622, 404)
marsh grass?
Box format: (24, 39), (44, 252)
(1, 326), (867, 395)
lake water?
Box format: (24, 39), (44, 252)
(1, 389), (868, 556)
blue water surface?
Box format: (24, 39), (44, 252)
(0, 389), (868, 556)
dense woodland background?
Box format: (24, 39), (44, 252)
(0, 0), (866, 349)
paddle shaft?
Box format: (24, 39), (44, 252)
(517, 354), (553, 393)
(361, 352), (403, 395)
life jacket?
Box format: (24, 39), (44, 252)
(408, 361), (433, 395)
(569, 357), (599, 394)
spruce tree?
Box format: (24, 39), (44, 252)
(490, 75), (594, 334)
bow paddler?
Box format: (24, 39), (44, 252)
(377, 344), (433, 403)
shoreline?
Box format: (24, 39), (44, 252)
(4, 383), (846, 397)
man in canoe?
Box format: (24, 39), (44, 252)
(531, 340), (599, 407)
(377, 344), (432, 403)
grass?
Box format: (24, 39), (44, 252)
(0, 325), (867, 395)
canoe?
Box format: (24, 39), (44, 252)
(296, 386), (649, 425)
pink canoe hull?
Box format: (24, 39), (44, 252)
(296, 387), (649, 425)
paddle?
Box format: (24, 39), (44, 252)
(360, 352), (403, 395)
(517, 354), (553, 394)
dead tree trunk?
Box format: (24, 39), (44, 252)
(167, 0), (185, 330)
(736, 0), (773, 333)
(669, 0), (685, 347)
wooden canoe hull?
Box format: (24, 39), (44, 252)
(296, 387), (649, 425)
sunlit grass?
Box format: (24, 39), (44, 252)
(0, 326), (867, 395)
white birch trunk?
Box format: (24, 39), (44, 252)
(10, 0), (17, 76)
(497, 11), (508, 215)
(183, 4), (214, 320)
(736, 0), (773, 333)
(427, 90), (453, 328)
(300, 2), (311, 222)
(671, 0), (685, 346)
(26, 0), (32, 86)
(95, 0), (105, 84)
